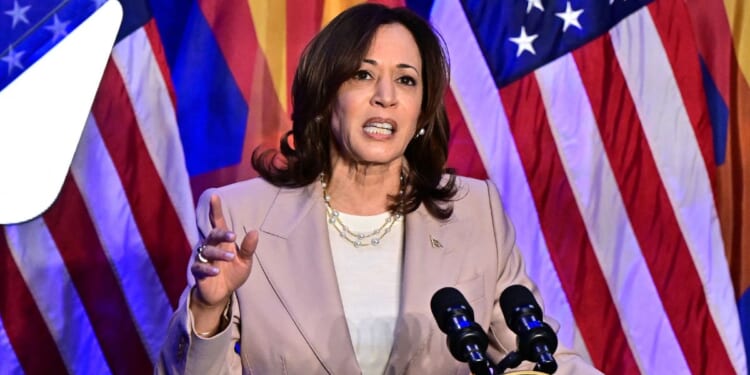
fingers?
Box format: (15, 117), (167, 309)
(199, 243), (236, 263)
(209, 195), (228, 230)
(204, 227), (236, 246)
(192, 261), (220, 279)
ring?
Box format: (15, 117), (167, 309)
(196, 244), (209, 263)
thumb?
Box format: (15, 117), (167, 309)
(237, 229), (259, 260)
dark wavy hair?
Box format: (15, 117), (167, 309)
(252, 3), (457, 220)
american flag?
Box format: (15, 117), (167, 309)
(0, 0), (747, 374)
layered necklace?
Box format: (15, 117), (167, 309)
(320, 172), (404, 248)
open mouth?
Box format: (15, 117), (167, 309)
(364, 121), (394, 135)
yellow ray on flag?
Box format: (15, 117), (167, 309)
(723, 0), (749, 81)
(322, 0), (366, 28)
(248, 0), (287, 113)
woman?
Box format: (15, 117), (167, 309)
(158, 4), (601, 374)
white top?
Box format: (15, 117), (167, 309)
(327, 210), (404, 375)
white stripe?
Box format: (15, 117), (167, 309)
(535, 54), (690, 374)
(69, 114), (173, 362)
(430, 0), (591, 362)
(611, 8), (747, 374)
(111, 28), (200, 249)
(0, 317), (23, 374)
(3, 223), (111, 375)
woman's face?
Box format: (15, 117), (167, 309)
(330, 23), (423, 169)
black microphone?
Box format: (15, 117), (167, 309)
(431, 287), (494, 375)
(499, 285), (558, 374)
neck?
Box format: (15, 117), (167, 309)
(325, 158), (404, 215)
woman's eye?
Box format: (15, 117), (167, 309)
(398, 76), (417, 86)
(353, 70), (372, 80)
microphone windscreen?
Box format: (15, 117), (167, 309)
(499, 284), (539, 328)
(430, 287), (474, 332)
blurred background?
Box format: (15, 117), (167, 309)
(0, 0), (748, 373)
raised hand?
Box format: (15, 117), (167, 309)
(190, 194), (258, 335)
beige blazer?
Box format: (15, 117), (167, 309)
(157, 176), (601, 375)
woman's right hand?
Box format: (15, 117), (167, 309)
(190, 194), (258, 335)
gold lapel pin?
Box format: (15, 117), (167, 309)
(430, 236), (443, 249)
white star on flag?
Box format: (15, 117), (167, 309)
(556, 1), (584, 32)
(526, 0), (544, 13)
(509, 26), (538, 57)
(4, 0), (31, 29)
(45, 15), (71, 41)
(1, 46), (25, 74)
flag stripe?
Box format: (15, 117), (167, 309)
(535, 52), (689, 374)
(612, 7), (745, 373)
(573, 32), (732, 374)
(444, 88), (488, 179)
(143, 20), (178, 110)
(110, 27), (199, 252)
(71, 114), (173, 362)
(42, 174), (153, 375)
(428, 0), (588, 361)
(0, 318), (22, 375)
(91, 59), (191, 307)
(0, 230), (67, 375)
(4, 221), (111, 375)
(500, 74), (639, 374)
(647, 1), (717, 187)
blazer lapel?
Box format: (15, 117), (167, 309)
(255, 183), (359, 374)
(387, 206), (467, 373)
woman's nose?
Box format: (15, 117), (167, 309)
(371, 78), (397, 108)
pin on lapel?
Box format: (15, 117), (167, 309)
(430, 235), (443, 249)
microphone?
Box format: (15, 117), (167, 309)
(499, 285), (558, 374)
(431, 287), (494, 375)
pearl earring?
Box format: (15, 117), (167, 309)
(415, 128), (426, 139)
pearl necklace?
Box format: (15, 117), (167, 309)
(320, 173), (404, 248)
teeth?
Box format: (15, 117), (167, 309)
(364, 127), (393, 135)
(365, 122), (393, 130)
(364, 121), (394, 135)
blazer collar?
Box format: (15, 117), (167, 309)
(257, 182), (467, 374)
(257, 182), (360, 373)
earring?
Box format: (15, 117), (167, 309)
(314, 115), (323, 123)
(414, 128), (426, 139)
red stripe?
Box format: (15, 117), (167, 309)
(444, 87), (487, 179)
(682, 0), (733, 103)
(499, 75), (639, 374)
(91, 59), (191, 307)
(572, 34), (735, 374)
(647, 1), (717, 195)
(0, 229), (68, 374)
(143, 19), (178, 108)
(287, 0), (323, 113)
(42, 174), (152, 375)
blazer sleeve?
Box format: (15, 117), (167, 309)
(483, 180), (603, 374)
(155, 188), (244, 375)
